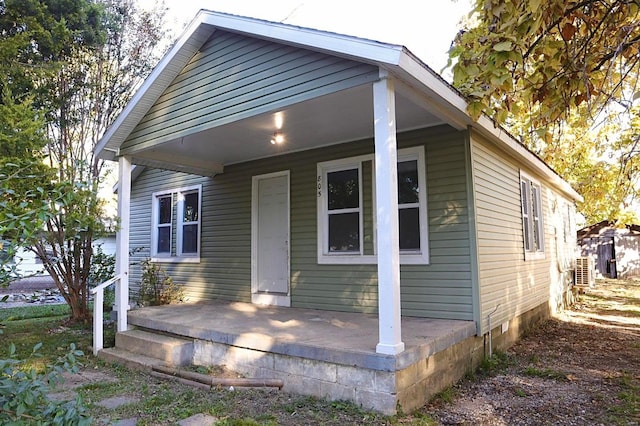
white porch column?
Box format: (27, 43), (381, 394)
(373, 72), (405, 355)
(115, 155), (131, 332)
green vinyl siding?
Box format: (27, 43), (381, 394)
(120, 31), (378, 155)
(400, 128), (473, 319)
(128, 125), (473, 320)
(471, 132), (575, 333)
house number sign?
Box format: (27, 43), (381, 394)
(317, 175), (322, 197)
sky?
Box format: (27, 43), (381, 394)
(143, 0), (474, 77)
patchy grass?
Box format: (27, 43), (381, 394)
(5, 279), (639, 425)
(78, 373), (390, 425)
(431, 386), (458, 404)
(402, 410), (439, 425)
(0, 303), (69, 322)
(522, 366), (569, 381)
(2, 305), (391, 425)
(514, 387), (527, 397)
(608, 373), (640, 423)
(477, 351), (513, 376)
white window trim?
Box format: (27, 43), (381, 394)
(317, 155), (367, 263)
(151, 191), (173, 258)
(176, 188), (202, 258)
(151, 184), (202, 263)
(386, 146), (430, 264)
(520, 171), (545, 261)
(317, 147), (429, 265)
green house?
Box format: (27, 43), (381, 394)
(95, 10), (582, 414)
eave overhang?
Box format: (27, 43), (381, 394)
(95, 9), (582, 203)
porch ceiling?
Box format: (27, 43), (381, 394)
(129, 83), (443, 173)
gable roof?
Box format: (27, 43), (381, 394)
(578, 220), (640, 238)
(96, 9), (582, 202)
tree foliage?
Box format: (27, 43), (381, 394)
(0, 342), (90, 425)
(0, 91), (54, 283)
(0, 0), (167, 322)
(449, 0), (640, 223)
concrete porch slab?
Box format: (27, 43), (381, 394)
(127, 300), (475, 371)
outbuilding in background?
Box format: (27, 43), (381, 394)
(577, 221), (640, 279)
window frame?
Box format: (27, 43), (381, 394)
(391, 146), (429, 263)
(153, 193), (173, 256)
(317, 156), (366, 263)
(151, 184), (202, 263)
(177, 188), (201, 257)
(520, 172), (545, 260)
(317, 147), (429, 265)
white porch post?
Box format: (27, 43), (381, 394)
(373, 72), (405, 355)
(115, 155), (131, 332)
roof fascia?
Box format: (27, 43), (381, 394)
(199, 11), (404, 66)
(395, 50), (582, 203)
(95, 10), (215, 159)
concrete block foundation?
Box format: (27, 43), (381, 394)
(189, 302), (550, 414)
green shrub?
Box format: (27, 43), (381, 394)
(0, 342), (91, 425)
(88, 244), (116, 311)
(137, 259), (184, 306)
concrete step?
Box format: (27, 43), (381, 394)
(98, 347), (164, 371)
(115, 329), (194, 366)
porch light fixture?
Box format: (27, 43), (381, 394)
(270, 131), (284, 145)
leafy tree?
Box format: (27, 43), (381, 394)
(0, 0), (167, 322)
(449, 0), (640, 223)
(0, 91), (54, 284)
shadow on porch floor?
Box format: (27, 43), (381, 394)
(127, 300), (476, 372)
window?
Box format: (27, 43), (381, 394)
(317, 159), (364, 258)
(317, 147), (428, 264)
(151, 185), (201, 262)
(327, 168), (361, 253)
(520, 173), (544, 258)
(156, 194), (172, 254)
(397, 156), (421, 252)
(178, 190), (200, 255)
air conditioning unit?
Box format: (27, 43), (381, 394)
(575, 257), (595, 288)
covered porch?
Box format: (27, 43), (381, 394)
(99, 10), (477, 359)
(127, 300), (475, 370)
(103, 300), (476, 413)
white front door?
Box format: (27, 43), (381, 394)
(251, 171), (290, 306)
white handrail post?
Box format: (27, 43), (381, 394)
(91, 275), (119, 356)
(93, 289), (104, 356)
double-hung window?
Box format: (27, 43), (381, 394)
(327, 167), (362, 253)
(178, 190), (200, 255)
(520, 172), (544, 259)
(317, 146), (428, 264)
(317, 157), (365, 259)
(398, 156), (423, 253)
(151, 184), (202, 262)
(155, 194), (172, 255)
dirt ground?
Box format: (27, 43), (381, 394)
(423, 278), (640, 425)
